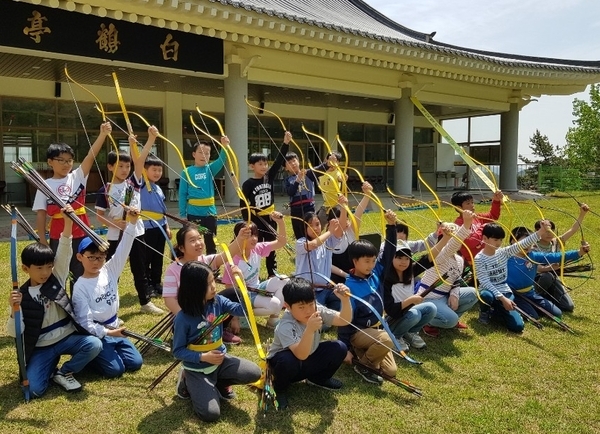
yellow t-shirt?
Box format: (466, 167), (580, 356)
(319, 169), (343, 207)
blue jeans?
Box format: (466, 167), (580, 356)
(89, 336), (143, 378)
(26, 333), (102, 398)
(429, 287), (478, 328)
(480, 290), (524, 333)
(388, 302), (437, 338)
(514, 289), (562, 319)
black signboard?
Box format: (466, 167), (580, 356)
(0, 1), (224, 75)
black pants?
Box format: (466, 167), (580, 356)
(254, 215), (277, 276)
(144, 225), (167, 287)
(187, 214), (217, 255)
(268, 340), (347, 393)
(289, 203), (315, 240)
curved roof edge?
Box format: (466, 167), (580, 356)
(429, 41), (600, 69)
(215, 0), (600, 72)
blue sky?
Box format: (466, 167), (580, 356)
(366, 0), (600, 159)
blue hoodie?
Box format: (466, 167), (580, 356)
(338, 224), (396, 346)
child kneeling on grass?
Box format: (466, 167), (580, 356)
(267, 277), (352, 410)
(72, 208), (145, 378)
(338, 209), (398, 385)
(474, 220), (552, 333)
(172, 261), (261, 422)
(7, 206), (102, 396)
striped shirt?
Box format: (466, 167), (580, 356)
(473, 232), (541, 298)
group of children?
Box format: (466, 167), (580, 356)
(7, 127), (592, 423)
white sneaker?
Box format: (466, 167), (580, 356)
(53, 371), (82, 392)
(404, 332), (427, 349)
(140, 302), (164, 315)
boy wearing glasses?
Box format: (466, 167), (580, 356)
(72, 208), (145, 378)
(32, 123), (112, 285)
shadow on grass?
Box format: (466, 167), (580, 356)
(0, 381), (48, 429)
(0, 336), (15, 352)
(119, 292), (142, 310)
(253, 382), (340, 434)
(416, 328), (474, 375)
(137, 397), (253, 433)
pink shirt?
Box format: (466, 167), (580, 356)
(162, 254), (217, 298)
(221, 242), (274, 288)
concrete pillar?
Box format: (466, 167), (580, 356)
(224, 62), (248, 205)
(324, 107), (339, 151)
(393, 88), (414, 196)
(163, 91), (183, 190)
(500, 103), (519, 192)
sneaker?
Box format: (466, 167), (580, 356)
(422, 325), (440, 338)
(222, 330), (242, 345)
(455, 321), (469, 329)
(353, 365), (384, 385)
(404, 332), (426, 349)
(53, 371), (82, 392)
(395, 336), (409, 352)
(478, 310), (491, 325)
(140, 302), (164, 315)
(217, 385), (236, 401)
(306, 377), (343, 390)
(176, 368), (190, 400)
(266, 315), (280, 329)
(276, 392), (289, 410)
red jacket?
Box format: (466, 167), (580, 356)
(454, 200), (501, 263)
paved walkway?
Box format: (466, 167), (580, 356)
(0, 189), (541, 241)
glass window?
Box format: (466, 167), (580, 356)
(365, 125), (386, 142)
(338, 123), (363, 141)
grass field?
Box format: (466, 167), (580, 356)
(1, 194), (600, 434)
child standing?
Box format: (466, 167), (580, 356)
(95, 128), (162, 316)
(241, 132), (290, 277)
(474, 221), (552, 333)
(72, 208), (145, 377)
(7, 206), (102, 397)
(172, 261), (262, 422)
(179, 137), (230, 255)
(140, 154), (171, 306)
(267, 277), (352, 409)
(451, 190), (503, 264)
(316, 151), (346, 227)
(33, 122), (112, 286)
(338, 209), (398, 385)
(284, 152), (328, 239)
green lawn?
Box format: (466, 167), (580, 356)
(1, 194), (600, 434)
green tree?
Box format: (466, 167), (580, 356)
(564, 84), (600, 172)
(519, 129), (564, 165)
(518, 130), (565, 190)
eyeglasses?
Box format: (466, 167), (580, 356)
(83, 255), (106, 262)
(52, 158), (74, 165)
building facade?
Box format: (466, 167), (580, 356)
(1, 0), (599, 204)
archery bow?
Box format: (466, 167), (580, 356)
(10, 206), (30, 402)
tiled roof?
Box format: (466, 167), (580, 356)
(211, 0), (600, 73)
